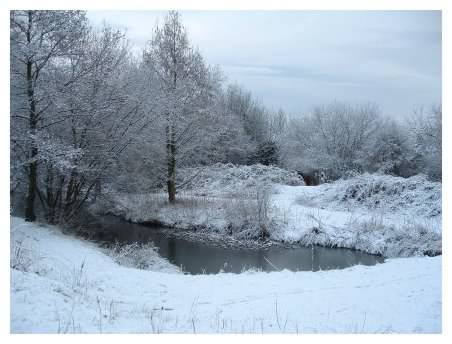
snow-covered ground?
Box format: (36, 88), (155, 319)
(270, 178), (441, 257)
(295, 173), (441, 218)
(102, 171), (441, 257)
(10, 217), (442, 333)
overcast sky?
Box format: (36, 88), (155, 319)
(87, 11), (441, 119)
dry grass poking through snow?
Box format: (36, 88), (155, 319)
(104, 185), (279, 242)
(296, 173), (441, 217)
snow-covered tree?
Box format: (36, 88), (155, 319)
(143, 11), (220, 203)
(222, 84), (285, 163)
(252, 140), (280, 166)
(283, 102), (381, 177)
(365, 119), (414, 177)
(10, 10), (88, 221)
(43, 25), (144, 222)
(11, 11), (145, 223)
(408, 105), (442, 181)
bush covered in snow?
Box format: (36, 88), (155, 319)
(177, 163), (304, 196)
(299, 173), (441, 217)
(106, 242), (180, 273)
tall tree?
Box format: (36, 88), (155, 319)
(42, 26), (142, 223)
(10, 10), (87, 221)
(143, 11), (219, 203)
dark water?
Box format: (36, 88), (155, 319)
(84, 216), (384, 274)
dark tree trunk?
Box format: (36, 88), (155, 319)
(167, 125), (177, 203)
(24, 14), (38, 222)
(167, 178), (176, 203)
(24, 151), (37, 222)
(45, 165), (55, 223)
(166, 40), (178, 204)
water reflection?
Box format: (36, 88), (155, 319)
(85, 216), (384, 274)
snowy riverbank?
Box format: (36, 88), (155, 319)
(101, 172), (441, 257)
(10, 217), (441, 333)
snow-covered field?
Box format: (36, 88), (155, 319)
(103, 170), (441, 257)
(10, 217), (442, 333)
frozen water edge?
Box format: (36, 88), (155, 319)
(10, 216), (441, 333)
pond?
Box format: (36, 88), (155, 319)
(84, 216), (384, 274)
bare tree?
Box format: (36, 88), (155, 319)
(11, 12), (144, 223)
(284, 102), (381, 176)
(143, 11), (220, 203)
(10, 10), (87, 221)
(43, 26), (143, 222)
